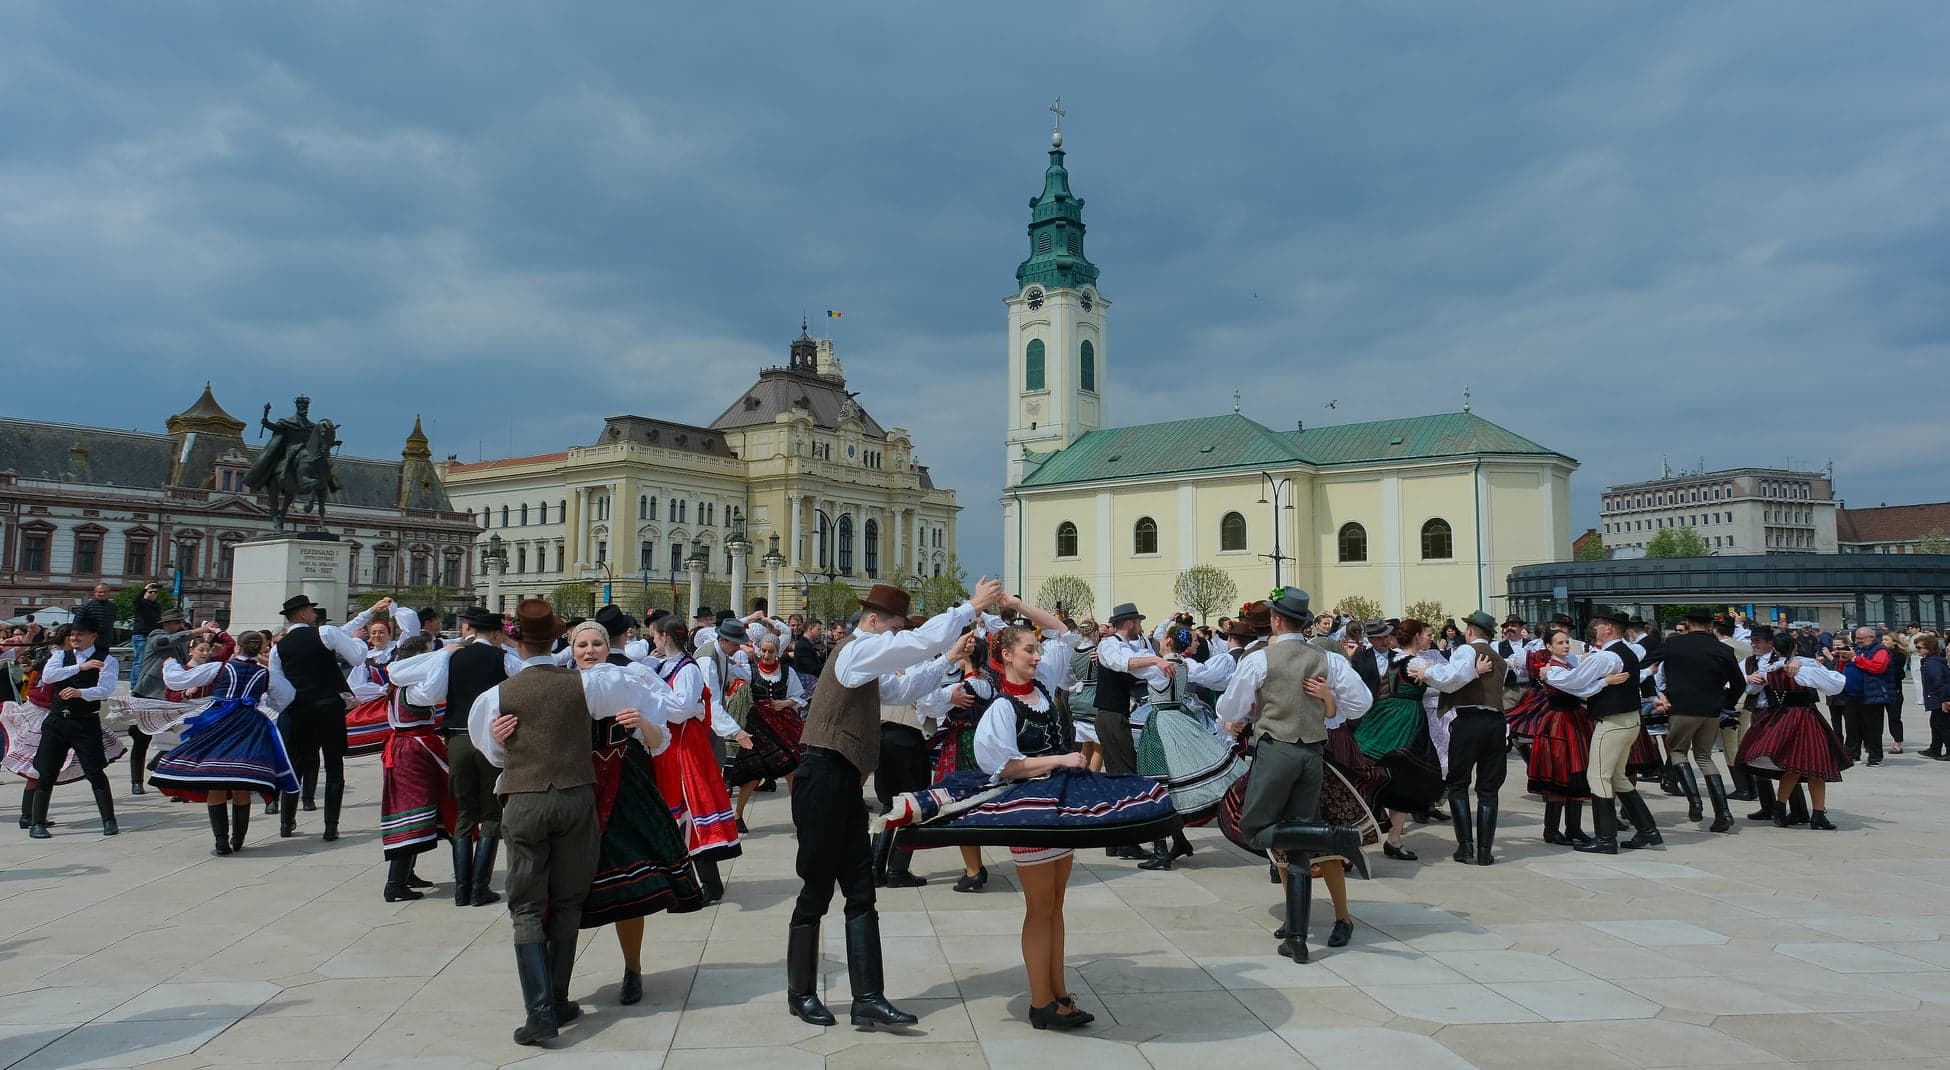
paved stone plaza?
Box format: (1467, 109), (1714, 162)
(4, 748), (1950, 1070)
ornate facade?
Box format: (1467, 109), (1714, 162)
(0, 385), (480, 623)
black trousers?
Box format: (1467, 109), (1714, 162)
(790, 747), (875, 928)
(278, 699), (347, 800)
(33, 713), (111, 791)
(1444, 708), (1509, 799)
(1096, 706), (1137, 775)
(1843, 696), (1886, 762)
(874, 723), (931, 811)
(1886, 695), (1905, 746)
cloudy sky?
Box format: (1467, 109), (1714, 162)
(4, 3), (1946, 576)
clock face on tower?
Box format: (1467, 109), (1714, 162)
(1025, 287), (1044, 311)
(1080, 291), (1093, 312)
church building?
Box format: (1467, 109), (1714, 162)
(1000, 119), (1578, 621)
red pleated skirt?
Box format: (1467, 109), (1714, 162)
(651, 717), (743, 861)
(1526, 705), (1592, 800)
(1737, 704), (1852, 784)
(1505, 686), (1552, 742)
(1628, 726), (1665, 778)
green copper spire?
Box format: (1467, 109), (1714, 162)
(1015, 101), (1099, 291)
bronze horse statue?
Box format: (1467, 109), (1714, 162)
(260, 418), (340, 530)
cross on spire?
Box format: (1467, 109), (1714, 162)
(1462, 386), (1472, 413)
(1050, 96), (1066, 134)
(1232, 389), (1241, 414)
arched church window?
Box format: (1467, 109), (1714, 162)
(1421, 518), (1454, 560)
(1220, 512), (1247, 552)
(1037, 232), (1052, 254)
(1067, 233), (1080, 254)
(1080, 340), (1096, 392)
(1025, 339), (1046, 392)
(1339, 523), (1367, 563)
(838, 515), (855, 575)
(864, 519), (880, 578)
(1055, 521), (1079, 558)
(1133, 517), (1158, 555)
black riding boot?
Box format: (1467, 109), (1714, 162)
(1543, 800), (1567, 845)
(1277, 863), (1314, 963)
(548, 934), (581, 1023)
(452, 834), (475, 906)
(91, 784), (118, 836)
(871, 829), (892, 886)
(1787, 782), (1810, 825)
(1675, 763), (1703, 823)
(1659, 762), (1683, 797)
(1563, 800), (1591, 843)
(845, 913), (917, 1027)
(209, 805), (232, 856)
(302, 767), (318, 811)
(1574, 797), (1620, 854)
(229, 802), (250, 852)
(17, 784), (33, 830)
(1618, 790), (1664, 849)
(1265, 820), (1371, 879)
(1704, 774), (1734, 833)
(322, 777), (343, 841)
(472, 834), (502, 905)
(1447, 787), (1473, 864)
(884, 830), (926, 889)
(27, 785), (52, 839)
(1475, 796), (1498, 866)
(696, 857), (724, 904)
(512, 942), (558, 1045)
(384, 857), (424, 902)
(1748, 778), (1779, 821)
(786, 924), (835, 1025)
(1728, 764), (1757, 802)
(128, 728), (149, 794)
(280, 792), (300, 837)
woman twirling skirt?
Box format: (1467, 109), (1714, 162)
(1526, 698), (1593, 799)
(653, 717), (743, 861)
(379, 724), (454, 859)
(726, 700), (800, 786)
(1739, 699), (1853, 783)
(150, 699), (298, 803)
(583, 735), (707, 927)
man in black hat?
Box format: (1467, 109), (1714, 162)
(1351, 620), (1393, 697)
(268, 594), (366, 840)
(26, 619), (121, 838)
(127, 607), (195, 795)
(1216, 587), (1373, 963)
(786, 579), (1001, 1029)
(1495, 616), (1530, 712)
(1093, 601), (1177, 863)
(1416, 611), (1508, 865)
(1547, 611), (1661, 854)
(443, 606), (523, 906)
(1652, 608), (1747, 833)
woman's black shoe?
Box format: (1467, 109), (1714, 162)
(1029, 1001), (1094, 1030)
(952, 866), (988, 893)
(1383, 842), (1418, 862)
(1808, 810), (1837, 830)
(1268, 863), (1281, 884)
(1327, 918), (1354, 947)
(620, 968), (643, 1005)
(1054, 995), (1095, 1026)
(1543, 830), (1571, 846)
(736, 818), (750, 834)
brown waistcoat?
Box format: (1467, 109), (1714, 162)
(1438, 640), (1508, 712)
(1255, 639), (1332, 745)
(799, 636), (881, 776)
(494, 665), (596, 793)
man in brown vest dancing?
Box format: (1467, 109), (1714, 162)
(787, 578), (1003, 1028)
(468, 598), (681, 1046)
(1216, 588), (1374, 964)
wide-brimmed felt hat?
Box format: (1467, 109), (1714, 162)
(858, 584), (913, 622)
(157, 608), (187, 626)
(513, 598), (566, 645)
(1595, 610), (1630, 629)
(1267, 587), (1313, 625)
(1107, 602), (1145, 624)
(1223, 618), (1257, 639)
(691, 606), (713, 620)
(462, 608), (503, 631)
(594, 604), (636, 638)
(1363, 620), (1393, 638)
(715, 618), (750, 644)
(1238, 600), (1272, 634)
(1463, 611), (1498, 635)
(1501, 614), (1524, 628)
(1683, 607), (1714, 625)
(280, 595), (320, 618)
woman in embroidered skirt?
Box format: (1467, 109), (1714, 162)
(1525, 628), (1594, 846)
(1737, 631), (1851, 830)
(649, 617), (742, 903)
(1355, 620), (1444, 862)
(365, 636), (453, 901)
(557, 622), (706, 1005)
(148, 631), (300, 855)
(728, 634), (804, 834)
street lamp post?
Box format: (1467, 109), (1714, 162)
(761, 533), (787, 613)
(481, 533), (508, 614)
(1258, 471), (1297, 589)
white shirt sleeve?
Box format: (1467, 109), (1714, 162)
(833, 603), (977, 687)
(1035, 632), (1079, 693)
(267, 646), (295, 713)
(391, 605), (422, 641)
(387, 648), (451, 702)
(1545, 650), (1624, 699)
(346, 663), (389, 703)
(880, 656), (953, 707)
(1794, 659), (1848, 696)
(666, 662), (707, 723)
(1187, 649), (1235, 691)
(698, 657), (743, 738)
(468, 686), (505, 769)
(1421, 646), (1481, 693)
(1325, 653), (1373, 726)
(1216, 649), (1267, 728)
(317, 625), (368, 670)
(972, 696), (1025, 775)
(162, 659), (224, 691)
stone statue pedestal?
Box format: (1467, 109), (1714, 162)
(230, 534), (349, 633)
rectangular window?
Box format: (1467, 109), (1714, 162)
(176, 541), (198, 579)
(74, 535), (100, 577)
(517, 546), (528, 574)
(218, 542), (236, 580)
(21, 533), (48, 572)
(670, 543), (683, 575)
(410, 554), (429, 587)
(375, 554), (393, 587)
(640, 541), (655, 571)
(649, 497), (658, 520)
(596, 540), (607, 566)
(124, 538), (150, 576)
(555, 545), (564, 573)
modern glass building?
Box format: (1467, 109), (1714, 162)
(1506, 554), (1950, 632)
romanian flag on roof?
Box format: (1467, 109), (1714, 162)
(826, 310), (843, 318)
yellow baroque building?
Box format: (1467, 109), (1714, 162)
(999, 120), (1575, 620)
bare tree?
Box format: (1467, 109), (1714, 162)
(1333, 595), (1385, 623)
(1035, 574), (1096, 619)
(1173, 565), (1239, 624)
(1402, 599), (1446, 627)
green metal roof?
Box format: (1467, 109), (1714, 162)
(1016, 411), (1571, 489)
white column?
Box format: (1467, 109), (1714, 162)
(486, 558), (502, 614)
(892, 508), (904, 576)
(729, 544), (748, 613)
(766, 558), (781, 613)
(686, 558), (705, 618)
(788, 495), (802, 569)
(577, 486), (593, 571)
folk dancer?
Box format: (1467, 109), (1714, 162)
(1415, 611), (1508, 865)
(1217, 588), (1373, 965)
(268, 595), (366, 841)
(1735, 630), (1850, 829)
(469, 599), (683, 1046)
(1553, 611), (1661, 854)
(1651, 608), (1747, 833)
(149, 631), (299, 854)
(373, 635), (455, 901)
(656, 616), (747, 904)
(447, 608), (523, 905)
(784, 579), (1002, 1029)
(1094, 602), (1176, 864)
(1738, 628), (1811, 824)
(26, 620), (122, 838)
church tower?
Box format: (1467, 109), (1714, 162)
(1005, 100), (1108, 487)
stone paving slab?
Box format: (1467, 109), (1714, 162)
(4, 747), (1950, 1068)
